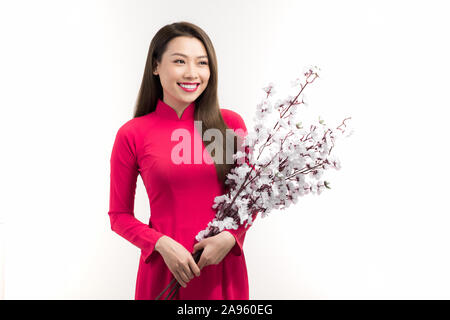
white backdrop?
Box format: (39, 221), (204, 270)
(1, 0), (450, 299)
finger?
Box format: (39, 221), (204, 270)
(192, 242), (204, 253)
(188, 257), (201, 277)
(174, 271), (186, 288)
(178, 265), (192, 283)
(182, 264), (194, 281)
(173, 273), (186, 288)
(197, 254), (206, 271)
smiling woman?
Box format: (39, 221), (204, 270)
(135, 26), (241, 181)
(107, 21), (257, 300)
(152, 36), (211, 113)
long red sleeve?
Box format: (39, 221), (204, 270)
(221, 111), (259, 256)
(108, 124), (165, 263)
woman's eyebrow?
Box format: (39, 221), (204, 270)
(171, 53), (208, 59)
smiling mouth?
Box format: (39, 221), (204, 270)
(177, 83), (200, 86)
(177, 83), (200, 92)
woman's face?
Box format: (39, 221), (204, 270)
(153, 36), (210, 109)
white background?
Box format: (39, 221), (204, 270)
(1, 0), (449, 299)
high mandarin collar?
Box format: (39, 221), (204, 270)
(155, 99), (196, 121)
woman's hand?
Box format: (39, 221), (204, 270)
(192, 231), (236, 271)
(155, 235), (201, 288)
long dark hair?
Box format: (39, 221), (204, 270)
(133, 21), (241, 187)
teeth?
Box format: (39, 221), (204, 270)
(179, 83), (198, 89)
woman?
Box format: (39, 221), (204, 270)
(108, 21), (258, 300)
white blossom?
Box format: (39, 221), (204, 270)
(262, 82), (276, 97)
(195, 65), (351, 244)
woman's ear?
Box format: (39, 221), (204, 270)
(153, 60), (161, 76)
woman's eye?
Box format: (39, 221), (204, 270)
(174, 59), (208, 65)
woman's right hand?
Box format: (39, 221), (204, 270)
(155, 235), (201, 288)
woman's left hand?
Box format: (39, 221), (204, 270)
(192, 231), (236, 270)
